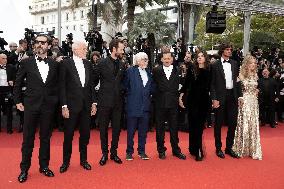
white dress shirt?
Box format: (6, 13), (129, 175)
(35, 56), (49, 83)
(163, 65), (173, 80)
(138, 67), (148, 87)
(221, 57), (233, 89)
(0, 66), (8, 86)
(73, 55), (85, 87)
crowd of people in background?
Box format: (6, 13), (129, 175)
(0, 32), (283, 183)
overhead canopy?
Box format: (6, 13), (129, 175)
(180, 0), (284, 16)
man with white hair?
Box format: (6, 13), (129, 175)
(124, 52), (154, 161)
(59, 41), (97, 173)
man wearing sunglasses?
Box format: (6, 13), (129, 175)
(14, 35), (59, 183)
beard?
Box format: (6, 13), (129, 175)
(35, 46), (48, 55)
(115, 52), (123, 59)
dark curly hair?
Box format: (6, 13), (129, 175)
(218, 42), (233, 56)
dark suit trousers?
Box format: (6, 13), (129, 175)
(20, 106), (54, 171)
(155, 107), (181, 154)
(98, 105), (122, 156)
(126, 113), (149, 155)
(0, 93), (13, 131)
(259, 100), (275, 125)
(188, 108), (207, 155)
(214, 89), (238, 151)
(63, 108), (90, 164)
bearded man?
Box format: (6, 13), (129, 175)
(14, 35), (59, 183)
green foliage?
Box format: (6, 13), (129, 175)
(128, 10), (176, 47)
(194, 11), (284, 51)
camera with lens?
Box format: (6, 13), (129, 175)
(85, 30), (103, 53)
(62, 33), (73, 56)
(24, 28), (36, 51)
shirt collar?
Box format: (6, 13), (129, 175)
(221, 57), (230, 63)
(163, 65), (173, 70)
(73, 55), (83, 62)
(138, 66), (146, 71)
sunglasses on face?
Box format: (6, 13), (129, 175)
(35, 40), (48, 45)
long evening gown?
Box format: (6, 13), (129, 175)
(232, 77), (262, 160)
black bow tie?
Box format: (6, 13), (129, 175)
(0, 65), (6, 69)
(223, 60), (230, 64)
(37, 56), (47, 63)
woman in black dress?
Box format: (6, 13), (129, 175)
(179, 50), (210, 161)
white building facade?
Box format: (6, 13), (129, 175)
(29, 0), (119, 43)
(29, 0), (179, 43)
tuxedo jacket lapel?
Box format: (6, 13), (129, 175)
(31, 57), (44, 84)
(70, 59), (82, 87)
(168, 66), (177, 81)
(230, 60), (237, 80)
(45, 58), (55, 84)
(83, 59), (90, 87)
(217, 60), (225, 80)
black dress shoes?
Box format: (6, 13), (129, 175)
(99, 155), (108, 166)
(59, 163), (69, 173)
(39, 167), (54, 177)
(110, 155), (123, 164)
(216, 149), (225, 159)
(173, 152), (186, 160)
(7, 130), (13, 134)
(195, 149), (204, 161)
(158, 152), (166, 160)
(18, 125), (23, 133)
(18, 171), (28, 183)
(80, 161), (92, 170)
(225, 149), (240, 158)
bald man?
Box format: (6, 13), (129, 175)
(0, 53), (15, 133)
(59, 41), (97, 173)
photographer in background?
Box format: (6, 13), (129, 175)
(85, 30), (103, 54)
(102, 41), (110, 58)
(123, 38), (132, 66)
(0, 53), (16, 134)
(49, 38), (65, 58)
(62, 33), (73, 57)
(16, 39), (29, 63)
(7, 42), (18, 66)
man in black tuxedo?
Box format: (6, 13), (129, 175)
(0, 53), (15, 133)
(94, 38), (125, 165)
(14, 35), (59, 183)
(59, 42), (96, 173)
(152, 51), (186, 160)
(210, 43), (239, 159)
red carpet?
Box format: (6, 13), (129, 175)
(0, 124), (284, 189)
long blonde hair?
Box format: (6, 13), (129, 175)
(239, 54), (258, 81)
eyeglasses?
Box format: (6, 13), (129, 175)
(35, 40), (48, 45)
(9, 46), (18, 48)
(144, 58), (149, 62)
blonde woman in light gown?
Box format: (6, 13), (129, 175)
(232, 55), (262, 160)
